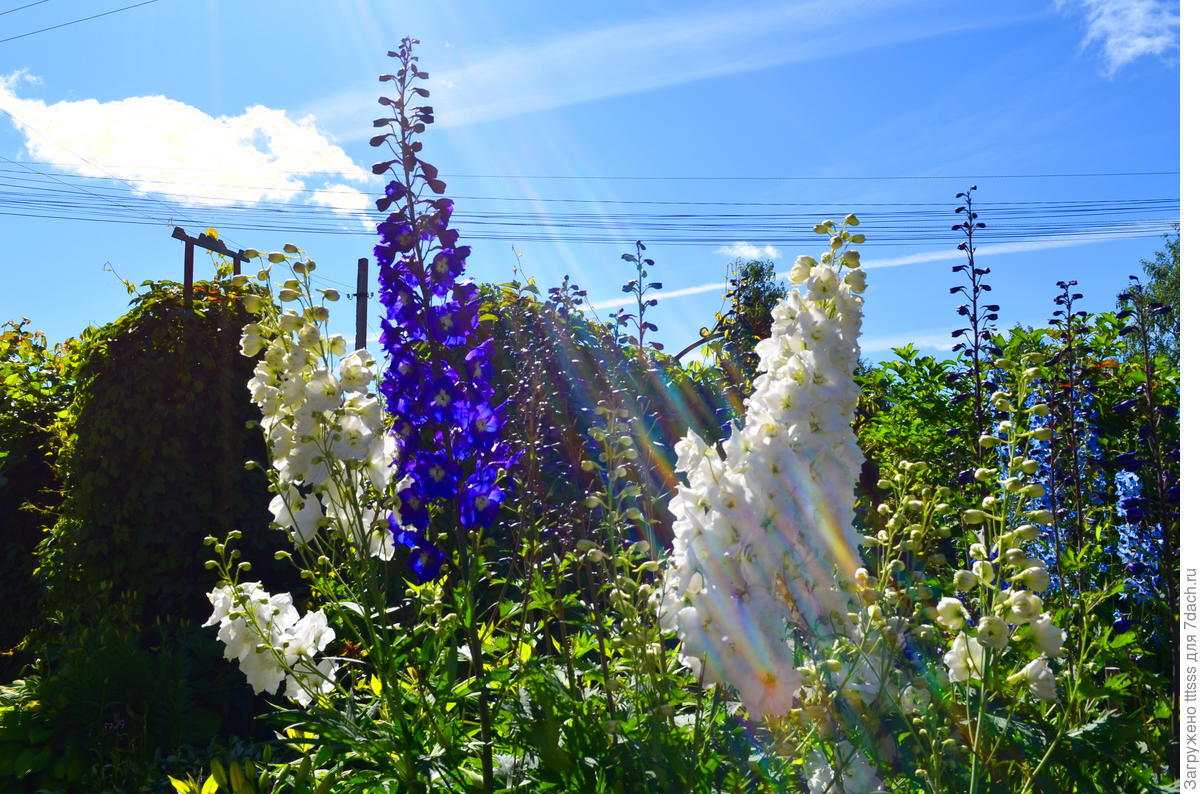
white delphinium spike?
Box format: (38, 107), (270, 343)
(660, 220), (870, 722)
(205, 581), (338, 706)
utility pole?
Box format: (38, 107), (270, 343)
(354, 258), (371, 351)
(171, 227), (251, 308)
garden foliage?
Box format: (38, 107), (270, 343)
(0, 39), (1181, 794)
(1, 279), (294, 791)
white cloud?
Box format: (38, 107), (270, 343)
(1057, 0), (1179, 74)
(302, 2), (1034, 133)
(588, 223), (1168, 312)
(0, 73), (371, 212)
(308, 182), (375, 229)
(860, 329), (958, 355)
(589, 281), (726, 311)
(865, 225), (1162, 269)
(715, 242), (781, 260)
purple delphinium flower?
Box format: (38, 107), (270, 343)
(371, 39), (509, 582)
(1113, 470), (1162, 603)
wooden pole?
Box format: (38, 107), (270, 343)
(355, 257), (369, 351)
(173, 226), (248, 288)
(183, 240), (195, 309)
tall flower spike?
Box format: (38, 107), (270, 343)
(660, 217), (870, 720)
(370, 38), (509, 582)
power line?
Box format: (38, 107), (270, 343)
(0, 0), (159, 45)
(0, 190), (1175, 232)
(0, 159), (1178, 248)
(0, 166), (1181, 209)
(9, 158), (1180, 181)
(440, 171), (1180, 182)
(0, 0), (52, 18)
(0, 204), (1174, 247)
(0, 172), (1176, 221)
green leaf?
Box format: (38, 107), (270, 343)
(1110, 631), (1137, 649)
(210, 759), (229, 789)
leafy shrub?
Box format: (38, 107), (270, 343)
(8, 278), (296, 789)
(0, 321), (81, 677)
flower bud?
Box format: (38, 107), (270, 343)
(1014, 566), (1050, 592)
(963, 509), (988, 525)
(976, 616), (1009, 650)
(1030, 614), (1066, 657)
(973, 560), (995, 584)
(954, 570), (979, 591)
(843, 268), (867, 291)
(1008, 657), (1057, 701)
(1027, 509), (1053, 524)
(936, 597), (969, 631)
(1014, 524), (1041, 541)
(999, 589), (1043, 625)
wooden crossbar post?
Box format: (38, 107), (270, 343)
(183, 239), (195, 309)
(355, 258), (369, 351)
(172, 227), (250, 303)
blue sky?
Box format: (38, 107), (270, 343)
(0, 0), (1181, 362)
